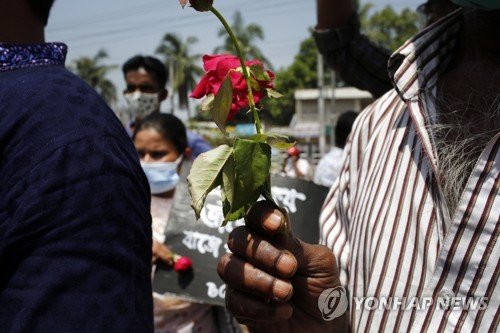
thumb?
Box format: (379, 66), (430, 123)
(245, 201), (338, 277)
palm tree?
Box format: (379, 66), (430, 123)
(156, 33), (204, 113)
(70, 49), (118, 105)
(214, 11), (272, 69)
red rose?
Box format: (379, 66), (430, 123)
(179, 0), (212, 11)
(174, 256), (192, 273)
(190, 0), (213, 12)
(191, 54), (275, 120)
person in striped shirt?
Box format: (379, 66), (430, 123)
(218, 4), (499, 333)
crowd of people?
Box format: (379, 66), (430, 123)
(0, 0), (498, 332)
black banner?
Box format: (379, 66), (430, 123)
(153, 162), (330, 306)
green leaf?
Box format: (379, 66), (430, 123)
(220, 143), (257, 223)
(266, 88), (283, 99)
(201, 94), (215, 112)
(221, 153), (235, 210)
(218, 139), (272, 223)
(212, 75), (233, 136)
(221, 190), (246, 225)
(234, 138), (271, 193)
(231, 138), (271, 210)
(250, 77), (261, 91)
(188, 145), (233, 219)
(224, 206), (247, 224)
(268, 137), (296, 150)
(250, 64), (271, 82)
(249, 133), (296, 150)
(249, 134), (268, 143)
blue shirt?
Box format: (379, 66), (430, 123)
(0, 43), (153, 332)
(186, 130), (211, 159)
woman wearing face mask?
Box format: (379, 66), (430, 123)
(133, 113), (240, 333)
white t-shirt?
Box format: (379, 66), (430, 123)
(313, 147), (344, 188)
(284, 158), (313, 180)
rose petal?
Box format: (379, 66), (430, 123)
(216, 55), (241, 80)
(246, 59), (262, 67)
(267, 70), (275, 81)
(190, 75), (210, 99)
(202, 54), (231, 72)
(229, 71), (246, 92)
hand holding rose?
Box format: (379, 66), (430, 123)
(217, 201), (347, 333)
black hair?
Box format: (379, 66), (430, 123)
(122, 55), (168, 89)
(134, 112), (188, 155)
(27, 0), (55, 26)
(335, 111), (359, 149)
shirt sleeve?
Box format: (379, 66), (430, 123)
(313, 13), (395, 98)
(0, 135), (153, 332)
(187, 131), (212, 159)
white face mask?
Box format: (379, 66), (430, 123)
(124, 91), (160, 119)
(141, 156), (183, 194)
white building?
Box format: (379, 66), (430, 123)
(268, 87), (373, 168)
(294, 86), (373, 125)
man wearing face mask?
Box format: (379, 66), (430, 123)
(122, 55), (211, 159)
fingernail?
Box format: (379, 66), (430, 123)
(273, 279), (292, 301)
(263, 210), (282, 232)
(276, 254), (296, 275)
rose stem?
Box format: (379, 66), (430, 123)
(209, 6), (263, 135)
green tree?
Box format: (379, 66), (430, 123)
(156, 33), (204, 110)
(214, 11), (272, 69)
(360, 4), (419, 51)
(261, 4), (418, 125)
(70, 49), (117, 105)
(262, 36), (319, 125)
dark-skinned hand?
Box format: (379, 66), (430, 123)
(218, 201), (348, 333)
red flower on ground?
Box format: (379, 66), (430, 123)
(174, 256), (193, 273)
(190, 54), (275, 120)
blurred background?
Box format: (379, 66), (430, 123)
(46, 0), (420, 169)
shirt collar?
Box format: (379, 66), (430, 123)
(0, 42), (67, 72)
(388, 9), (463, 101)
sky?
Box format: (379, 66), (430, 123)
(46, 0), (418, 110)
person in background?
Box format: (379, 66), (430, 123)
(133, 113), (240, 333)
(314, 0), (458, 98)
(123, 55), (211, 159)
(0, 0), (152, 331)
(281, 146), (313, 181)
(314, 111), (358, 187)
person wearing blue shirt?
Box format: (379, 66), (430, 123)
(122, 55), (212, 159)
(0, 0), (153, 331)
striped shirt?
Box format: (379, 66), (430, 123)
(319, 10), (499, 333)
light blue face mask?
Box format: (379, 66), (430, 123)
(451, 0), (500, 9)
(141, 156), (182, 194)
